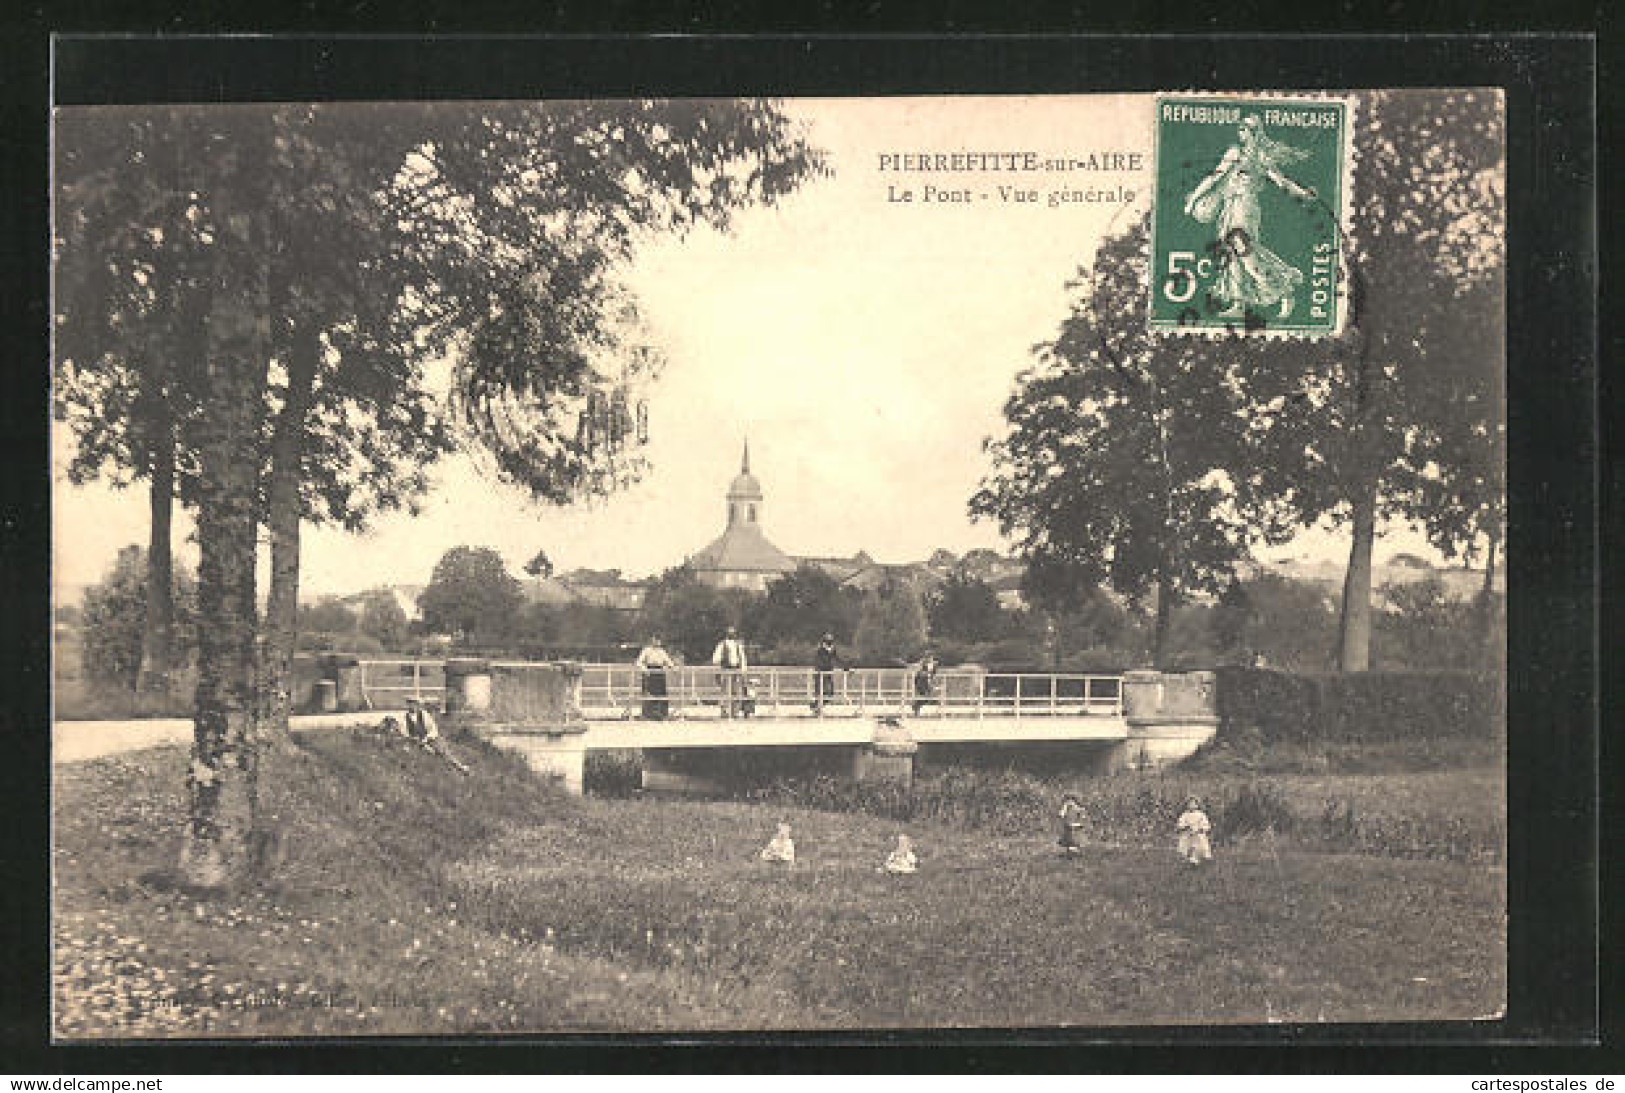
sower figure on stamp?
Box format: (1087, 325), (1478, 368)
(1183, 114), (1317, 320)
(711, 625), (748, 719)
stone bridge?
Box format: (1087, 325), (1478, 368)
(409, 660), (1220, 795)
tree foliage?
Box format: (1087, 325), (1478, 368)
(297, 599), (359, 636)
(1240, 90), (1505, 669)
(854, 578), (929, 664)
(359, 590), (411, 651)
(52, 99), (825, 888)
(972, 217), (1291, 664)
(418, 547), (525, 645)
(637, 566), (736, 664)
(81, 545), (196, 688)
(928, 572), (1007, 643)
(753, 565), (862, 647)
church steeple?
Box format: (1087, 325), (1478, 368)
(727, 438), (763, 527)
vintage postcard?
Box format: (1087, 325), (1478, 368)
(52, 90), (1507, 1036)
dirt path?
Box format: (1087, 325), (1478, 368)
(53, 712), (383, 763)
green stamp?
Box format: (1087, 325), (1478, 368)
(1150, 93), (1353, 337)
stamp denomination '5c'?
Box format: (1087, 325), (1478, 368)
(1150, 93), (1353, 338)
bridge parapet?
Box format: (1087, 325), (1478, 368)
(454, 660), (589, 795)
(1117, 669), (1219, 771)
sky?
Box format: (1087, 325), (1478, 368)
(52, 94), (1443, 601)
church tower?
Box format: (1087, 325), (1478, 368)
(727, 440), (763, 528)
(687, 437), (796, 591)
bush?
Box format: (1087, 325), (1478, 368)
(740, 765), (1501, 862)
(1214, 667), (1503, 744)
(583, 750), (644, 797)
(79, 545), (197, 690)
(80, 548), (148, 689)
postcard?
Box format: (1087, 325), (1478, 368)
(52, 89), (1507, 1035)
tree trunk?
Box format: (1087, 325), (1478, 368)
(255, 327), (317, 747)
(1480, 524), (1502, 669)
(181, 129), (271, 892)
(1152, 570), (1177, 669)
(1336, 476), (1378, 672)
(137, 411), (177, 693)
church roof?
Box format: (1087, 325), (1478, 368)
(690, 522), (796, 574)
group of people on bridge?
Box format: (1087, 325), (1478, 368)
(630, 629), (941, 721)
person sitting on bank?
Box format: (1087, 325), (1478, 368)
(812, 632), (846, 714)
(912, 651), (940, 715)
(634, 634), (676, 720)
(711, 626), (748, 718)
(404, 696), (469, 775)
(404, 695), (441, 744)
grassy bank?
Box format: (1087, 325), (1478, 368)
(54, 730), (1505, 1036)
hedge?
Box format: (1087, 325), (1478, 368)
(1213, 667), (1504, 743)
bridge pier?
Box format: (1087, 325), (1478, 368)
(486, 725), (589, 795)
(463, 661), (591, 795)
(1112, 669), (1219, 772)
(851, 719), (918, 788)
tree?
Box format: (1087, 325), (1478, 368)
(638, 566), (736, 664)
(359, 590), (410, 652)
(1211, 576), (1256, 662)
(54, 99), (823, 890)
(972, 218), (1290, 666)
(54, 113), (214, 695)
(297, 599), (358, 637)
(754, 565), (861, 647)
(928, 572), (1006, 643)
(523, 549), (554, 579)
(1242, 90), (1505, 670)
(418, 547), (525, 646)
(80, 545), (199, 689)
(854, 578), (929, 664)
(80, 546), (150, 689)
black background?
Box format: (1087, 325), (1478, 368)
(2, 18), (1608, 1075)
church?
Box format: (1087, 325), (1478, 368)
(686, 441), (798, 591)
(683, 441), (969, 599)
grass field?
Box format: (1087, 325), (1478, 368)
(53, 730), (1505, 1036)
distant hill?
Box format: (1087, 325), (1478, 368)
(1243, 553), (1501, 606)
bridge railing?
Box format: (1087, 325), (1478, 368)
(575, 664), (1123, 720)
(357, 658), (446, 709)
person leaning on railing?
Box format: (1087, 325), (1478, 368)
(812, 632), (846, 714)
(711, 626), (748, 719)
(912, 651), (940, 715)
(634, 635), (676, 720)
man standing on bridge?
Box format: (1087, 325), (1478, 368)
(812, 632), (846, 715)
(635, 634), (676, 720)
(712, 625), (748, 718)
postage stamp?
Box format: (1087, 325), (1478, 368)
(1149, 93), (1354, 337)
